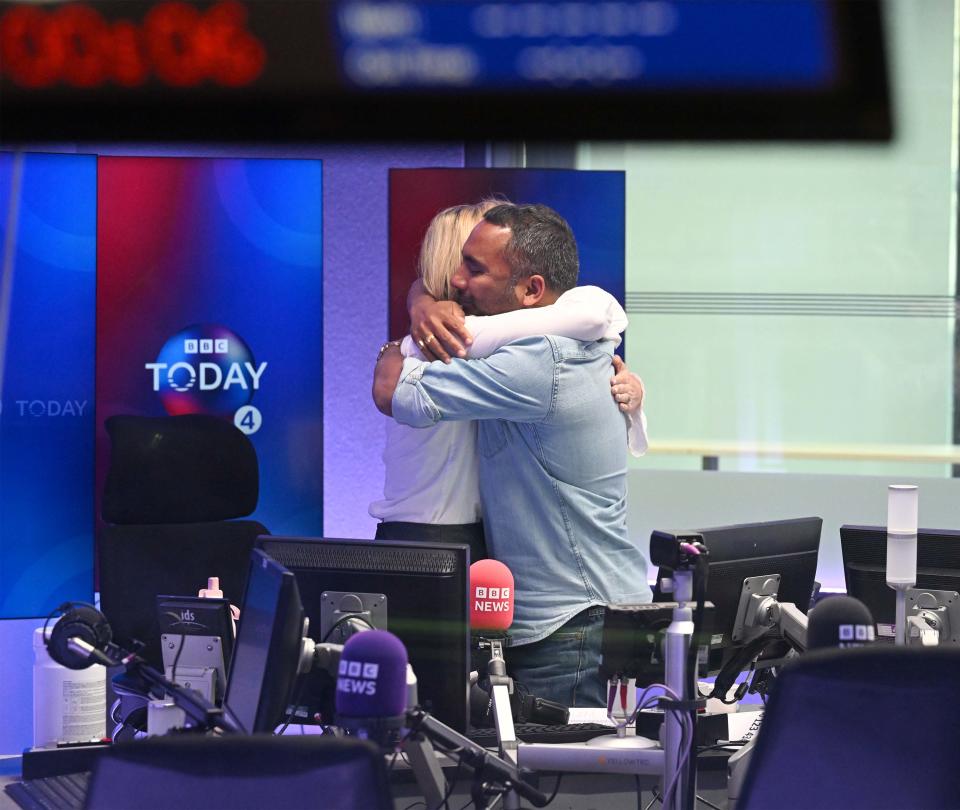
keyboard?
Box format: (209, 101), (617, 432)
(468, 721), (615, 747)
(5, 772), (90, 810)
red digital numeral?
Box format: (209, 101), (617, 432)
(0, 1), (266, 88)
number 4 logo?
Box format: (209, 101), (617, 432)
(234, 405), (262, 435)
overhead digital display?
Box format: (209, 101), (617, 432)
(0, 0), (891, 141)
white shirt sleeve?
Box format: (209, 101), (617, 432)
(462, 285), (628, 358)
(626, 408), (649, 457)
(399, 334), (426, 360)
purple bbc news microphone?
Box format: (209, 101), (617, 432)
(335, 631), (550, 806)
(334, 630), (409, 740)
(807, 595), (876, 650)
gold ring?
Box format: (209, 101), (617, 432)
(425, 334), (436, 343)
(417, 339), (426, 349)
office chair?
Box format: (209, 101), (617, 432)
(738, 645), (960, 810)
(98, 414), (268, 668)
(83, 735), (393, 810)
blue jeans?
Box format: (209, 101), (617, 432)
(506, 606), (607, 708)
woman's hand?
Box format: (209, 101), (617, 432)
(410, 295), (473, 364)
(610, 355), (645, 413)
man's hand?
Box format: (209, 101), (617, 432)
(373, 343), (405, 416)
(610, 355), (645, 414)
(408, 280), (472, 364)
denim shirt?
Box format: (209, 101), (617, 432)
(392, 334), (652, 645)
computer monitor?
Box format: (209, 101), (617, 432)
(257, 536), (470, 733)
(840, 524), (960, 628)
(223, 549), (305, 734)
(654, 517), (822, 670)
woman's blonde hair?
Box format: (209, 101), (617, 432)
(418, 198), (506, 301)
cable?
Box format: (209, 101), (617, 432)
(170, 632), (186, 686)
(431, 756), (464, 810)
(321, 614), (377, 643)
(274, 670), (310, 736)
(695, 794), (723, 810)
(661, 713), (691, 808)
(627, 685), (691, 810)
(221, 701), (249, 734)
(710, 635), (772, 705)
(685, 551), (709, 810)
(542, 773), (564, 806)
(643, 790), (662, 810)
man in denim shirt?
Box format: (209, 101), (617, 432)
(374, 204), (651, 706)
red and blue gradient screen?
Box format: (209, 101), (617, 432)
(96, 157), (324, 546)
(0, 154), (321, 617)
(0, 153), (96, 617)
(389, 169), (625, 343)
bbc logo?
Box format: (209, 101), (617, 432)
(184, 339), (229, 355)
(838, 624), (875, 641)
(475, 587), (510, 599)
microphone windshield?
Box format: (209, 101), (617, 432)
(807, 595), (876, 649)
(470, 559), (514, 633)
(335, 630), (408, 719)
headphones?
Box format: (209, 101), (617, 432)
(43, 602), (113, 670)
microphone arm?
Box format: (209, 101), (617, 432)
(68, 637), (242, 734)
(478, 637), (518, 759)
(406, 707), (550, 808)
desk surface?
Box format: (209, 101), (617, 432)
(1, 709), (745, 810)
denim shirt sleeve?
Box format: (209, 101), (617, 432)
(392, 336), (555, 428)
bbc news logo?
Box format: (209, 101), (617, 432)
(336, 660), (381, 696)
(145, 324), (266, 434)
(474, 586), (511, 613)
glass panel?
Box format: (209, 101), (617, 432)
(578, 0), (958, 480)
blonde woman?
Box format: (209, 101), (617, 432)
(370, 201), (646, 563)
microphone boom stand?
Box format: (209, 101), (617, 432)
(68, 638), (241, 734)
(478, 636), (520, 810)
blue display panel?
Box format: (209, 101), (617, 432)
(0, 153), (96, 618)
(336, 0), (833, 88)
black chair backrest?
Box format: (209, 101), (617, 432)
(98, 414), (267, 667)
(740, 645), (960, 810)
(102, 414), (259, 525)
(84, 735), (393, 810)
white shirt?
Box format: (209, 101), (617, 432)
(369, 286), (648, 524)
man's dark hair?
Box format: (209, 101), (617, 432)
(483, 203), (579, 293)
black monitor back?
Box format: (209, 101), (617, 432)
(223, 549), (305, 734)
(840, 524), (960, 627)
(257, 536), (470, 733)
(654, 517), (821, 665)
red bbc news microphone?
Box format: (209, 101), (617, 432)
(469, 560), (519, 763)
(470, 559), (515, 636)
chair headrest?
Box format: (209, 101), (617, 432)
(102, 414), (259, 525)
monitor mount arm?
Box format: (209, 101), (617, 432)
(905, 589), (960, 646)
(731, 575), (808, 653)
